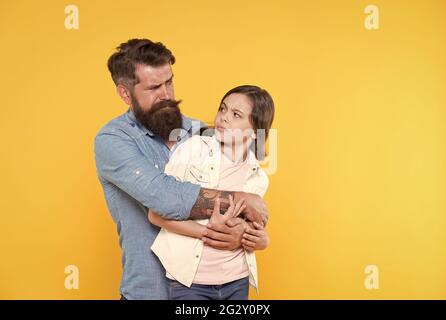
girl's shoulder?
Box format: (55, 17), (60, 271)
(245, 150), (270, 197)
(251, 166), (270, 198)
(181, 134), (214, 151)
(170, 134), (214, 163)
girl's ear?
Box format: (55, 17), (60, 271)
(251, 130), (257, 140)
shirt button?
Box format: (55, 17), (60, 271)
(135, 170), (140, 175)
(196, 255), (200, 258)
(210, 167), (213, 170)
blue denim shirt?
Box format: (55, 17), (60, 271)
(94, 108), (203, 299)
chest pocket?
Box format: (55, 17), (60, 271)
(188, 165), (211, 184)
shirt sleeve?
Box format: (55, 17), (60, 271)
(94, 129), (201, 221)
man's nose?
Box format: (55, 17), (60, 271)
(159, 85), (170, 100)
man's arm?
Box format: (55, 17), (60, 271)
(95, 130), (268, 223)
(94, 131), (201, 221)
(190, 188), (268, 225)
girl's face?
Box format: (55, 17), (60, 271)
(214, 93), (256, 145)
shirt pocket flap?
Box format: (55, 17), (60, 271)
(189, 165), (210, 183)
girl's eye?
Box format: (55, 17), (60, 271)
(234, 113), (241, 118)
(219, 106), (225, 112)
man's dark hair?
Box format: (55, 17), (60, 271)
(107, 38), (175, 87)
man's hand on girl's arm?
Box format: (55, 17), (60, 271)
(234, 191), (269, 226)
(148, 197), (248, 251)
(190, 188), (268, 226)
(241, 222), (270, 252)
(149, 194), (268, 252)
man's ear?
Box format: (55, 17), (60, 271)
(116, 84), (132, 105)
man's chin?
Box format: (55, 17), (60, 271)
(132, 99), (183, 141)
(146, 113), (183, 141)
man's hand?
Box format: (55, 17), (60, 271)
(201, 196), (247, 250)
(242, 222), (270, 252)
(234, 192), (269, 226)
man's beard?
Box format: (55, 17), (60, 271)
(132, 96), (183, 142)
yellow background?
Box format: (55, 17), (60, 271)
(1, 0), (445, 299)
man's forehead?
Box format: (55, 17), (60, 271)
(135, 63), (172, 85)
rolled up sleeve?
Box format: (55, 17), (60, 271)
(94, 129), (200, 221)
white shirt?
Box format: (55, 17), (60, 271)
(151, 135), (269, 292)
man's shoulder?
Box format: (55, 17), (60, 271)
(96, 113), (130, 137)
(96, 111), (132, 136)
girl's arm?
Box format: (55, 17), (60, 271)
(148, 209), (206, 239)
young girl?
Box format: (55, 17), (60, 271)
(149, 85), (275, 300)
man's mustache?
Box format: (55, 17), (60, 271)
(150, 99), (182, 114)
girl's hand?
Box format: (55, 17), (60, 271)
(209, 195), (246, 227)
(202, 195), (247, 251)
(242, 222), (269, 252)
